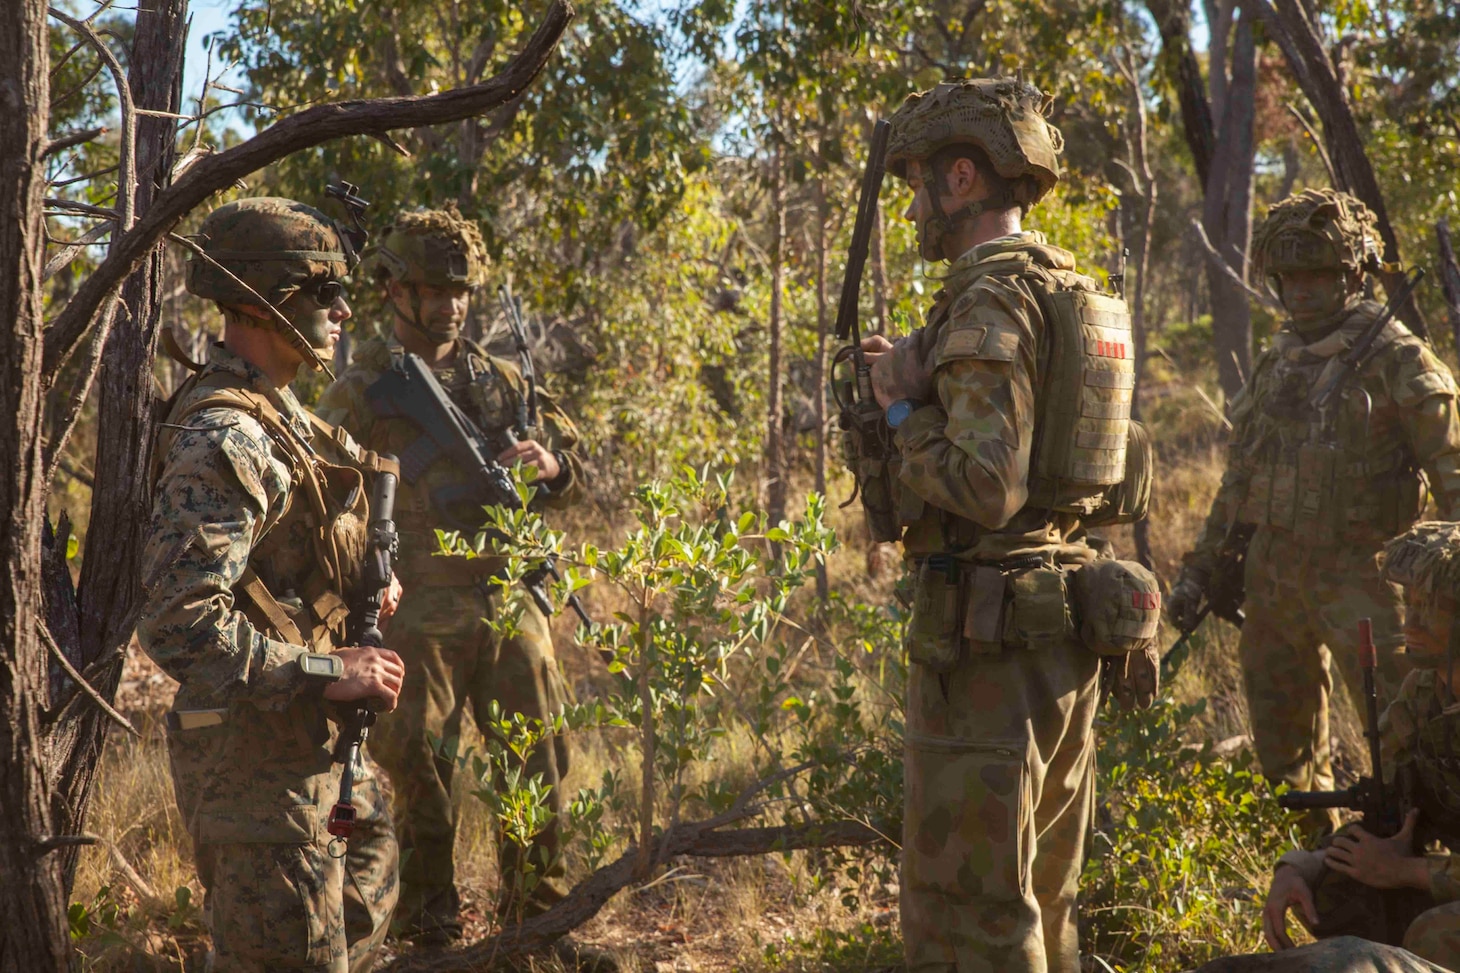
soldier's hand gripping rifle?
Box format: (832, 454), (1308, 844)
(830, 119), (902, 545)
(1162, 522), (1255, 671)
(367, 353), (590, 628)
(327, 458), (399, 851)
(1309, 268), (1427, 441)
(1278, 618), (1405, 835)
(495, 284), (592, 630)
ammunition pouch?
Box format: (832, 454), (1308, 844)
(1070, 558), (1161, 657)
(903, 554), (1075, 671)
(838, 398), (901, 543)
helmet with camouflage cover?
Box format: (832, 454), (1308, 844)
(364, 206), (488, 289)
(886, 78), (1064, 208)
(1251, 188), (1383, 282)
(1383, 522), (1460, 662)
(186, 197), (351, 370)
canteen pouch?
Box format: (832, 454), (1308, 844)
(1006, 564), (1071, 650)
(905, 556), (963, 672)
(1072, 558), (1162, 656)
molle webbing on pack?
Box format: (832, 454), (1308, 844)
(1023, 267), (1135, 513)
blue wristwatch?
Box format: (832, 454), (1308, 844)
(886, 399), (922, 429)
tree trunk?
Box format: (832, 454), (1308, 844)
(1251, 0), (1426, 338)
(765, 147), (787, 527)
(1202, 11), (1257, 399)
(0, 0), (71, 965)
(870, 198), (888, 335)
(54, 0), (190, 892)
(1438, 219), (1460, 356)
(813, 178), (830, 602)
(1145, 0), (1215, 186)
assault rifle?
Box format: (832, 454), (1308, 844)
(1310, 268), (1427, 426)
(1275, 618), (1432, 944)
(1162, 522), (1254, 672)
(327, 458), (399, 848)
(367, 352), (591, 628)
(830, 119), (900, 543)
(1278, 618), (1400, 832)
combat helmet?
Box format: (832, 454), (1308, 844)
(1383, 522), (1460, 662)
(1251, 188), (1383, 282)
(186, 196), (353, 370)
(886, 78), (1064, 209)
(365, 206), (488, 289)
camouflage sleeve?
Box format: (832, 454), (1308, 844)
(1181, 362), (1264, 579)
(892, 276), (1036, 529)
(1386, 342), (1460, 518)
(136, 409), (311, 710)
(315, 368), (376, 441)
(534, 386), (586, 509)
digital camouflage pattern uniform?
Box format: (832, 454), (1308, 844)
(142, 331), (398, 973)
(140, 198), (398, 972)
(1206, 523), (1460, 973)
(316, 210), (585, 937)
(873, 80), (1157, 973)
(1189, 936), (1449, 973)
(1177, 192), (1460, 808)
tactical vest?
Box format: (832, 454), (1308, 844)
(364, 340), (535, 536)
(1232, 304), (1425, 538)
(946, 253), (1141, 518)
(1409, 703), (1460, 850)
(153, 367), (393, 649)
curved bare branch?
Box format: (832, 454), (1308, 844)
(42, 0), (574, 376)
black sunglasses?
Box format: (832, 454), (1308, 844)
(302, 277), (344, 308)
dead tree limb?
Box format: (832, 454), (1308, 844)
(1438, 219), (1460, 356)
(380, 818), (887, 972)
(42, 0), (574, 376)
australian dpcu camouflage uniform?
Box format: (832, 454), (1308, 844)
(316, 332), (585, 933)
(1178, 196), (1460, 807)
(1200, 523), (1460, 973)
(870, 79), (1161, 973)
(140, 345), (398, 972)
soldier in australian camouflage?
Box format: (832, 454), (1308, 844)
(1194, 522), (1460, 973)
(1170, 190), (1460, 827)
(315, 207), (585, 943)
(854, 79), (1161, 973)
(138, 197), (404, 972)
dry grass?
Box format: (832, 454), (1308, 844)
(72, 385), (1383, 970)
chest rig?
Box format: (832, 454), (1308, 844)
(1233, 303), (1423, 538)
(155, 366), (392, 649)
(364, 340), (533, 534)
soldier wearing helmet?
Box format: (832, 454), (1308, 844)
(1170, 191), (1460, 832)
(316, 206), (587, 946)
(853, 79), (1157, 973)
(1238, 522), (1460, 972)
(139, 197), (405, 971)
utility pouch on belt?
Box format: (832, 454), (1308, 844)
(1071, 559), (1161, 656)
(1006, 564), (1071, 650)
(905, 556), (963, 672)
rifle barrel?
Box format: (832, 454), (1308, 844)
(1278, 787), (1362, 811)
(833, 120), (891, 344)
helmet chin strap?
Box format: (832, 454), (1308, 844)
(916, 159), (1015, 262)
(399, 282), (460, 344)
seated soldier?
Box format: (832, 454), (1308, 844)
(1260, 521), (1460, 970)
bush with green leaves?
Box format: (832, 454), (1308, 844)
(1083, 695), (1298, 971)
(437, 465), (911, 928)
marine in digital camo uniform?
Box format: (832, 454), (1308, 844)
(1194, 522), (1460, 973)
(315, 208), (585, 943)
(1169, 191), (1460, 823)
(138, 197), (405, 972)
(856, 79), (1162, 973)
